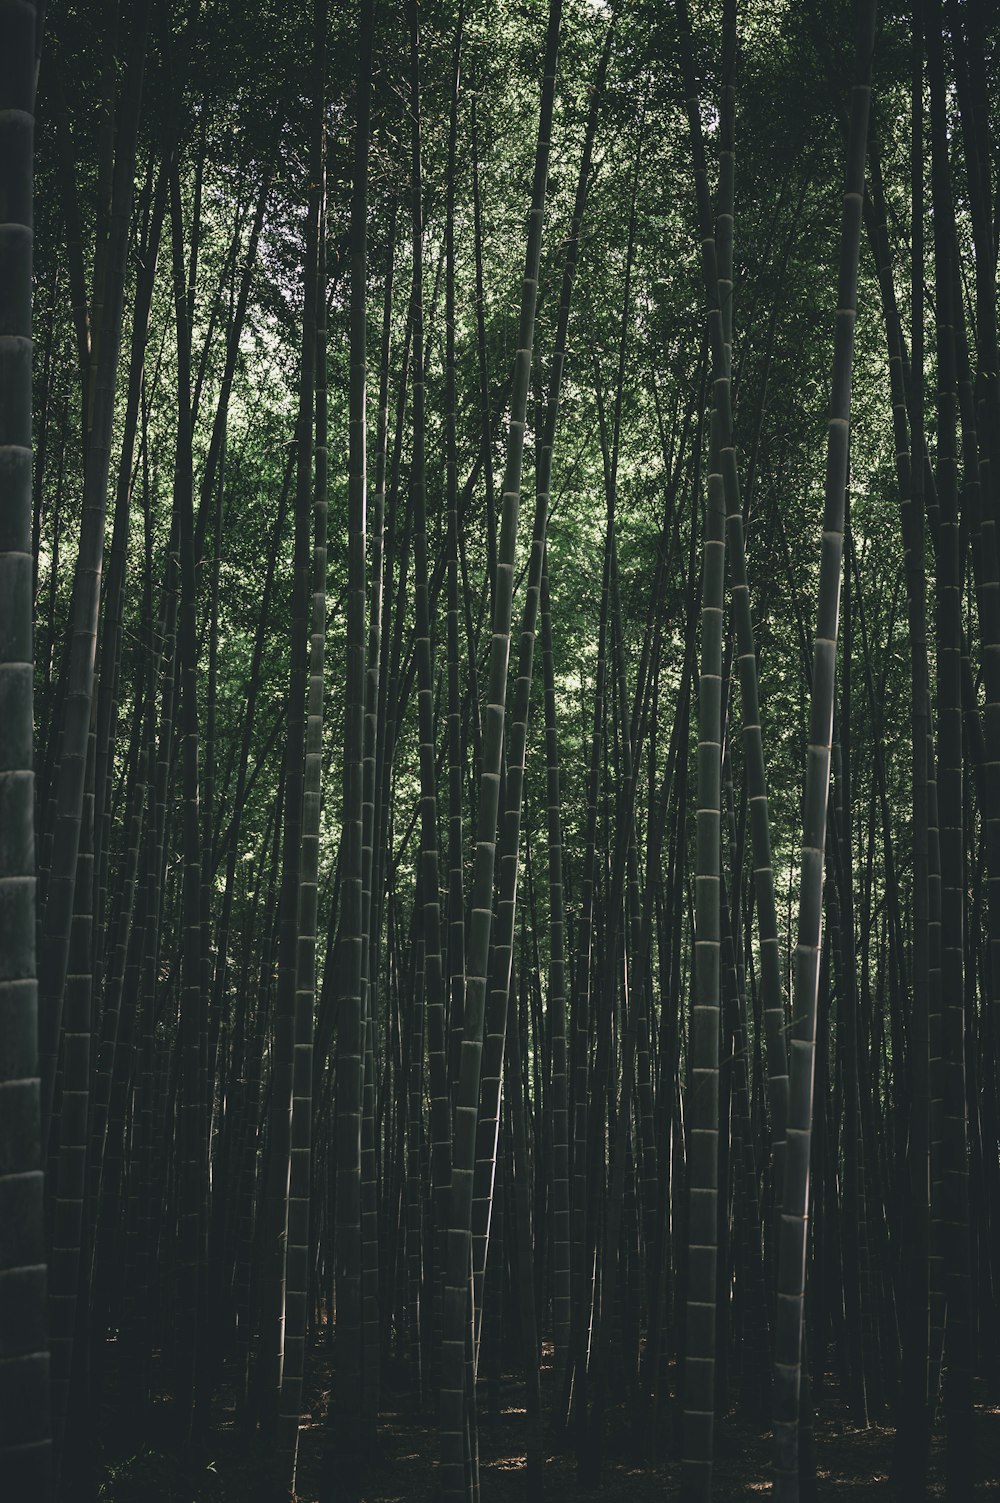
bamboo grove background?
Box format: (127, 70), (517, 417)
(1, 0), (999, 1499)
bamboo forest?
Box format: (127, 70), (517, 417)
(5, 0), (1000, 1497)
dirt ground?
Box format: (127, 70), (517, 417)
(94, 1344), (1000, 1501)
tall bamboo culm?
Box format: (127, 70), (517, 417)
(772, 2), (877, 1496)
(329, 0), (374, 1494)
(279, 1), (327, 1490)
(439, 1), (562, 1495)
(0, 1), (51, 1493)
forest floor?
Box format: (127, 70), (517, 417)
(93, 1342), (1000, 1501)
